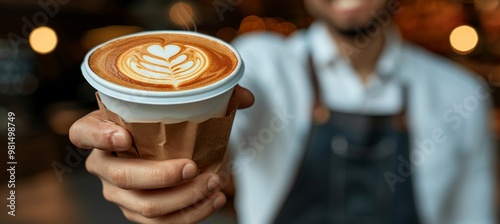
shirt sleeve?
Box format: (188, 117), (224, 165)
(227, 33), (286, 155)
(451, 85), (497, 224)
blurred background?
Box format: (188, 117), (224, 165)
(0, 0), (499, 223)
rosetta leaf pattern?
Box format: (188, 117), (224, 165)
(122, 44), (208, 87)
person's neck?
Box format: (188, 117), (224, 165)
(328, 27), (385, 84)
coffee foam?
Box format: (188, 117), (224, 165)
(89, 33), (237, 91)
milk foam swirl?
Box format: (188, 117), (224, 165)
(88, 33), (238, 91)
(117, 44), (209, 88)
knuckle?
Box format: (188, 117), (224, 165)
(85, 152), (97, 175)
(101, 184), (115, 203)
(93, 124), (114, 148)
(110, 166), (129, 189)
(185, 188), (200, 204)
(185, 174), (213, 203)
(192, 198), (210, 212)
(180, 202), (216, 224)
(156, 163), (177, 184)
(178, 209), (194, 224)
(121, 207), (140, 223)
(176, 190), (199, 211)
(101, 123), (117, 143)
(121, 210), (134, 222)
(138, 200), (159, 218)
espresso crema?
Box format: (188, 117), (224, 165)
(89, 33), (238, 91)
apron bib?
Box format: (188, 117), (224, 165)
(274, 54), (419, 224)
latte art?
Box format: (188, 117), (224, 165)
(89, 33), (237, 91)
(118, 44), (209, 87)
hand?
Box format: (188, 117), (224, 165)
(69, 86), (254, 223)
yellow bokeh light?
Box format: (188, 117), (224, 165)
(449, 25), (478, 55)
(29, 26), (58, 54)
(169, 2), (194, 26)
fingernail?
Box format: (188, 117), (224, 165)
(212, 195), (226, 209)
(182, 163), (197, 180)
(207, 176), (220, 192)
(112, 132), (128, 151)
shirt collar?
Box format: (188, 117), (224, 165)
(307, 21), (404, 77)
(308, 21), (341, 67)
(377, 25), (403, 77)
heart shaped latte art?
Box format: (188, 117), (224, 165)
(117, 44), (209, 88)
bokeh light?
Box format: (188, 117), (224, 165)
(475, 0), (499, 12)
(47, 103), (87, 135)
(237, 16), (297, 36)
(216, 27), (237, 43)
(273, 22), (297, 36)
(450, 25), (479, 54)
(81, 25), (143, 50)
(169, 2), (195, 27)
(264, 17), (280, 30)
(239, 15), (266, 34)
(29, 26), (58, 54)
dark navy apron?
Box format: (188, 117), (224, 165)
(273, 54), (420, 224)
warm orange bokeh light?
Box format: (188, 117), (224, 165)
(238, 16), (297, 36)
(239, 15), (266, 34)
(81, 25), (143, 50)
(29, 26), (58, 54)
(169, 2), (195, 27)
(450, 25), (479, 55)
(264, 17), (280, 30)
(216, 27), (237, 43)
(475, 0), (499, 12)
(273, 22), (297, 36)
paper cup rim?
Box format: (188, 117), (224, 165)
(81, 30), (244, 105)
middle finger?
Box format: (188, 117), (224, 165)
(101, 172), (221, 218)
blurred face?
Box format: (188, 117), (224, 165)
(305, 0), (389, 36)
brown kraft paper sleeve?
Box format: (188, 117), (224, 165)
(95, 92), (239, 173)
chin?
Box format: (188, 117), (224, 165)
(330, 25), (361, 37)
(325, 18), (371, 37)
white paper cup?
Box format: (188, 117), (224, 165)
(81, 31), (244, 123)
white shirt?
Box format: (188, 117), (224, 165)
(228, 22), (496, 224)
(310, 20), (403, 114)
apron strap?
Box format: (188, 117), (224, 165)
(307, 54), (330, 124)
(307, 53), (409, 127)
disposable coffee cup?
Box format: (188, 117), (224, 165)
(81, 30), (244, 123)
(80, 31), (244, 168)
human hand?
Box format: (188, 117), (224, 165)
(69, 86), (254, 223)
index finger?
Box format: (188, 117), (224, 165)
(69, 110), (132, 151)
